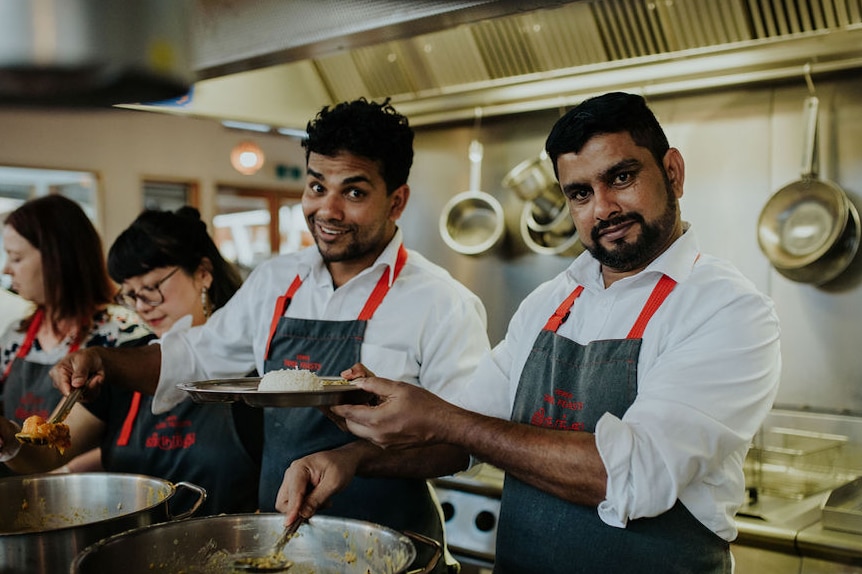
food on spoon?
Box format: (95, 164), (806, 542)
(257, 368), (348, 392)
(16, 415), (72, 453)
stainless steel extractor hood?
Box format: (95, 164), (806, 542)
(0, 0), (194, 106)
(137, 0), (862, 128)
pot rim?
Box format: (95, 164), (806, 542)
(0, 472), (182, 536)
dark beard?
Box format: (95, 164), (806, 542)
(586, 182), (678, 272)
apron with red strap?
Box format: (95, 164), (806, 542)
(494, 275), (731, 574)
(2, 308), (81, 423)
(260, 246), (445, 557)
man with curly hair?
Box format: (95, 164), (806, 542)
(51, 99), (490, 571)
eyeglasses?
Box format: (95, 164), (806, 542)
(115, 267), (180, 309)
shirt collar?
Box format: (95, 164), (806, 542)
(567, 222), (700, 289)
(299, 227), (405, 288)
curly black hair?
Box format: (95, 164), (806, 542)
(302, 98), (414, 193)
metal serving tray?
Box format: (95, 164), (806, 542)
(822, 477), (862, 534)
(177, 377), (373, 407)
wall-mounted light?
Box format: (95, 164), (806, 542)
(230, 140), (265, 175)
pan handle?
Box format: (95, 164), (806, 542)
(801, 95), (820, 178)
(167, 481), (207, 520)
(403, 530), (443, 574)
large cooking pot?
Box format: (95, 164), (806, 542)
(758, 95), (859, 283)
(71, 513), (441, 574)
(0, 472), (205, 574)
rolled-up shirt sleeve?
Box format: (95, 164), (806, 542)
(595, 269), (781, 538)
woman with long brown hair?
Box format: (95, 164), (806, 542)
(0, 195), (150, 465)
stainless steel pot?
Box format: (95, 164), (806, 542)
(439, 139), (506, 256)
(501, 152), (557, 202)
(0, 472), (205, 574)
(520, 202), (583, 257)
(71, 513), (441, 574)
(439, 190), (506, 256)
(758, 95), (859, 283)
(772, 198), (860, 285)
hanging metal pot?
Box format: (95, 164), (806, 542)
(757, 95), (858, 283)
(439, 140), (505, 256)
(501, 151), (557, 202)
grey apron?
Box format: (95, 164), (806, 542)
(2, 309), (79, 423)
(494, 275), (731, 574)
(260, 247), (446, 562)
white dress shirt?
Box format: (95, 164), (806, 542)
(155, 228), (490, 413)
(455, 225), (781, 541)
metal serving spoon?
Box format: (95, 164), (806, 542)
(15, 386), (83, 445)
(233, 517), (306, 572)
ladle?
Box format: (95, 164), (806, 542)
(233, 517), (306, 572)
(15, 386), (84, 445)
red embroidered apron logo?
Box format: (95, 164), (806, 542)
(146, 416), (196, 450)
(530, 389), (585, 431)
(14, 392), (48, 422)
(282, 353), (321, 372)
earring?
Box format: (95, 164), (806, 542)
(201, 286), (211, 320)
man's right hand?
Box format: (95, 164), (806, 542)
(49, 348), (106, 399)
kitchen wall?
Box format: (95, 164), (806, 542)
(0, 74), (860, 415)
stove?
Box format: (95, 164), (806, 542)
(432, 463), (504, 573)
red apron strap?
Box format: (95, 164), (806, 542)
(358, 244), (408, 321)
(626, 275), (678, 339)
(543, 285), (584, 333)
(1, 308), (43, 381)
(264, 275), (304, 360)
(116, 391), (142, 446)
(1, 307), (82, 382)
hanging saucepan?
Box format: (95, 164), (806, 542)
(501, 151), (557, 202)
(757, 95), (858, 284)
(519, 201), (583, 257)
(439, 139), (505, 256)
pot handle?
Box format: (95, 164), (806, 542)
(167, 481), (207, 520)
(801, 95), (820, 179)
(403, 531), (443, 574)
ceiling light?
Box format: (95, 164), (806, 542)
(230, 141), (265, 175)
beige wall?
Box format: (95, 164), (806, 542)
(0, 107), (306, 245)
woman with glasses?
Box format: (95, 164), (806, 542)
(0, 195), (150, 473)
(1, 206), (262, 515)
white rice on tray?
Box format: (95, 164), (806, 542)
(258, 368), (324, 392)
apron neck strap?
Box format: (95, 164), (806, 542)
(358, 244), (408, 321)
(542, 274), (678, 337)
(626, 275), (677, 339)
(543, 285), (584, 332)
(1, 308), (83, 381)
(264, 244), (409, 360)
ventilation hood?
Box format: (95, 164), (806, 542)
(0, 0), (193, 106)
(141, 0), (862, 128)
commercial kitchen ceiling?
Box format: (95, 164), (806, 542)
(133, 0), (862, 130)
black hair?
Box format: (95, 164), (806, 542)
(302, 98), (414, 193)
(545, 92), (670, 176)
(107, 207), (242, 310)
